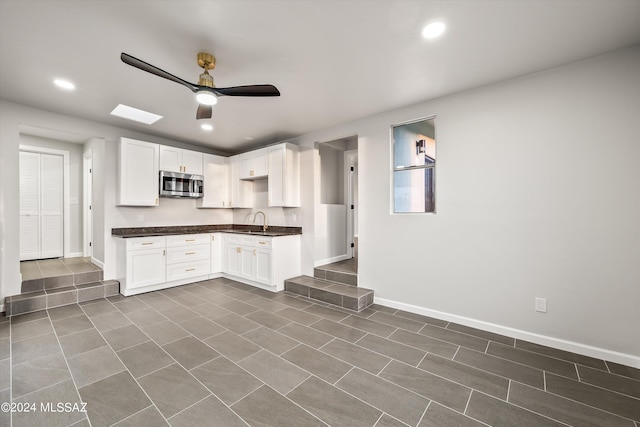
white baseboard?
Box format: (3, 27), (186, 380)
(374, 296), (640, 369)
(67, 252), (84, 258)
(315, 254), (349, 267)
(91, 257), (105, 269)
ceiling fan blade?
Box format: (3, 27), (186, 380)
(213, 84), (280, 97)
(196, 104), (212, 120)
(121, 53), (197, 92)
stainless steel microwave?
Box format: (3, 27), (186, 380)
(159, 170), (204, 198)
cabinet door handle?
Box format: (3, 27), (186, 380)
(141, 242), (153, 246)
(253, 249), (257, 255)
(163, 250), (166, 256)
(185, 239), (195, 242)
(211, 235), (215, 241)
(155, 197), (159, 205)
(185, 268), (195, 272)
(236, 247), (241, 253)
(185, 252), (195, 255)
(250, 169), (254, 176)
(258, 241), (267, 245)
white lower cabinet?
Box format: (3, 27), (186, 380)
(165, 234), (211, 282)
(117, 236), (166, 294)
(117, 233), (211, 296)
(222, 233), (299, 291)
(117, 231), (300, 295)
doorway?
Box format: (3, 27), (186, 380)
(19, 147), (67, 260)
(316, 135), (358, 266)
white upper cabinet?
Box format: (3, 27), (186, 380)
(229, 157), (254, 208)
(160, 145), (203, 175)
(196, 154), (231, 208)
(182, 150), (204, 174)
(268, 143), (300, 207)
(238, 148), (268, 179)
(117, 137), (159, 206)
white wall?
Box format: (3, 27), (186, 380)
(292, 47), (640, 367)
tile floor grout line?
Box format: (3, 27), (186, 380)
(514, 375), (640, 423)
(415, 400), (432, 427)
(42, 312), (91, 425)
(285, 366), (412, 427)
(79, 298), (177, 426)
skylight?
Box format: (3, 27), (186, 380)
(110, 104), (162, 125)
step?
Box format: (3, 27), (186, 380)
(285, 275), (373, 312)
(4, 280), (120, 317)
(314, 264), (357, 286)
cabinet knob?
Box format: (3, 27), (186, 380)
(253, 249), (257, 256)
(236, 247), (241, 253)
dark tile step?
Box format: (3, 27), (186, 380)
(314, 266), (357, 287)
(4, 280), (120, 317)
(285, 275), (373, 312)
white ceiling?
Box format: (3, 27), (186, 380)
(1, 0), (639, 153)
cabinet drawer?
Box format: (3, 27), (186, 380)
(166, 244), (210, 264)
(166, 234), (210, 247)
(225, 234), (255, 245)
(126, 236), (165, 251)
(166, 259), (211, 282)
(253, 237), (272, 249)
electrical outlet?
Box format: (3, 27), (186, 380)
(535, 297), (547, 313)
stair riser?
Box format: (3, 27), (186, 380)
(313, 268), (358, 286)
(21, 271), (105, 293)
(5, 280), (119, 317)
(285, 278), (373, 312)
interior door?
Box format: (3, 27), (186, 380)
(20, 151), (63, 260)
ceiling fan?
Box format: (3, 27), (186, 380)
(121, 52), (280, 120)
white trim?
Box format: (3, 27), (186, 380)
(83, 148), (93, 257)
(315, 254), (350, 267)
(19, 144), (71, 258)
(344, 149), (357, 259)
(374, 296), (640, 369)
(67, 252), (83, 258)
(90, 257), (105, 269)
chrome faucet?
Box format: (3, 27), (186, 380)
(253, 210), (268, 232)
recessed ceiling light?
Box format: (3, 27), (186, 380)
(422, 22), (446, 39)
(110, 104), (162, 125)
(201, 124), (213, 131)
(53, 79), (75, 90)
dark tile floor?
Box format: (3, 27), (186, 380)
(1, 277), (639, 427)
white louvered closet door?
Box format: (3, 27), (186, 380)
(20, 151), (64, 260)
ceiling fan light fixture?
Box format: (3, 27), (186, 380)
(196, 90), (217, 106)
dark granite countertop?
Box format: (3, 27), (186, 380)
(112, 224), (302, 238)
